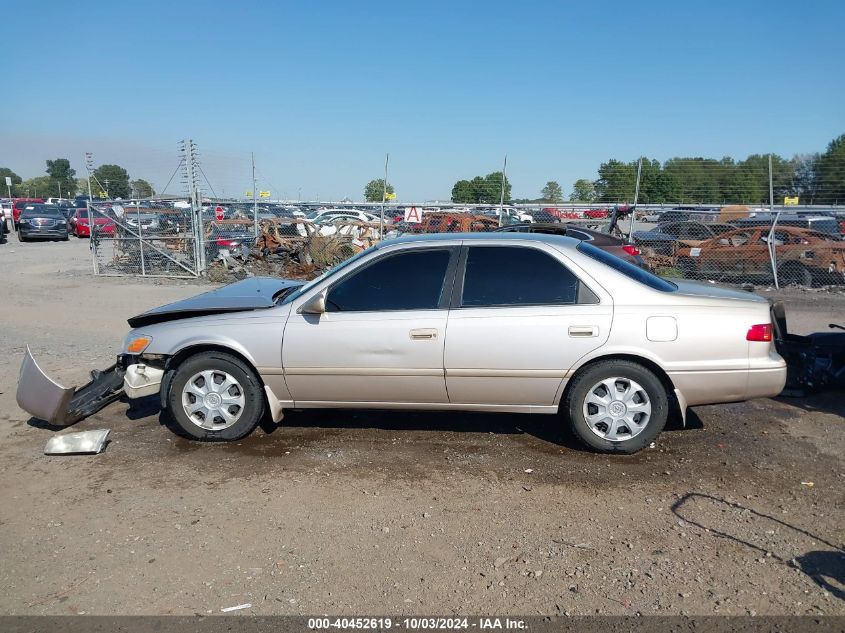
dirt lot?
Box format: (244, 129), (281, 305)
(0, 237), (843, 616)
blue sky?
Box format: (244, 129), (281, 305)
(3, 0), (843, 201)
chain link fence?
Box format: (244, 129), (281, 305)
(629, 208), (845, 288)
(86, 200), (199, 277)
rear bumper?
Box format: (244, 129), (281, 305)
(668, 359), (787, 407)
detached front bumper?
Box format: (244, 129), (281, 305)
(16, 347), (128, 426)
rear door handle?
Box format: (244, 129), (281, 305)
(568, 325), (598, 338)
(410, 328), (437, 340)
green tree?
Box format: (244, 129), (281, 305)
(480, 171), (511, 204)
(815, 134), (845, 204)
(0, 167), (22, 195)
(541, 180), (563, 203)
(45, 158), (76, 198)
(451, 179), (475, 203)
(789, 154), (819, 203)
(92, 164), (131, 199)
(594, 160), (636, 202)
(131, 179), (155, 198)
(569, 179), (595, 202)
(363, 178), (395, 202)
(19, 176), (54, 198)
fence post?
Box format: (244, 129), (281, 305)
(87, 200), (99, 275)
(137, 200), (145, 276)
(767, 154), (781, 289)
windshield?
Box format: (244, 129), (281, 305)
(22, 206), (62, 217)
(281, 247), (374, 304)
(577, 241), (677, 292)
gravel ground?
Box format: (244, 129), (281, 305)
(0, 237), (843, 616)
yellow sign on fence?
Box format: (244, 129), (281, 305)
(784, 196), (799, 205)
(259, 191), (271, 198)
(244, 191), (253, 197)
(385, 192), (397, 200)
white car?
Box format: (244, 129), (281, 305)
(18, 233), (787, 454)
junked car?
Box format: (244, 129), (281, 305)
(494, 222), (646, 267)
(18, 233), (787, 454)
(633, 221), (737, 256)
(676, 226), (845, 286)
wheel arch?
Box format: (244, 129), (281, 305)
(558, 353), (683, 423)
(159, 343), (265, 410)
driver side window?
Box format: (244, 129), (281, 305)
(326, 249), (452, 312)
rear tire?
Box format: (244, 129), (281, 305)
(165, 351), (265, 441)
(564, 360), (668, 454)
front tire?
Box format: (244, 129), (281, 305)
(165, 351), (265, 441)
(564, 360), (668, 454)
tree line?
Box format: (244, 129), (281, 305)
(462, 132), (845, 205)
(0, 159), (155, 200)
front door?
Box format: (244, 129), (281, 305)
(282, 246), (458, 405)
(444, 244), (612, 408)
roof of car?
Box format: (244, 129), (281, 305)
(382, 231), (579, 249)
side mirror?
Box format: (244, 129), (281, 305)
(299, 289), (327, 315)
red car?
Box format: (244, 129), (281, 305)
(71, 208), (116, 237)
(12, 198), (44, 228)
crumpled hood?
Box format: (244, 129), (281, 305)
(127, 277), (304, 327)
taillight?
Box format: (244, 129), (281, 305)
(746, 324), (773, 342)
(622, 244), (641, 256)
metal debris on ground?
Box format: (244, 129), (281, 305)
(44, 429), (111, 455)
(207, 218), (381, 283)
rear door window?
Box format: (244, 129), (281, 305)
(460, 246), (581, 307)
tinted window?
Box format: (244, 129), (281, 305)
(326, 249), (451, 312)
(461, 246), (580, 307)
(577, 242), (677, 292)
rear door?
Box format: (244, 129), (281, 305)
(443, 243), (612, 408)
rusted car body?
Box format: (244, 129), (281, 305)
(407, 212), (498, 234)
(676, 226), (845, 286)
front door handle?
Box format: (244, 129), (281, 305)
(410, 328), (438, 340)
(568, 325), (598, 338)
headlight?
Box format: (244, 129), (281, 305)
(20, 219), (28, 224)
(58, 220), (66, 225)
(124, 334), (152, 354)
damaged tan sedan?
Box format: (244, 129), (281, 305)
(18, 233), (787, 453)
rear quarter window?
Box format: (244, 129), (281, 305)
(577, 242), (677, 292)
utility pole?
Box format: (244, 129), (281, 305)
(498, 154), (507, 227)
(181, 139), (202, 274)
(58, 181), (62, 199)
(252, 152), (258, 238)
(380, 153), (389, 239)
(85, 152), (97, 273)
